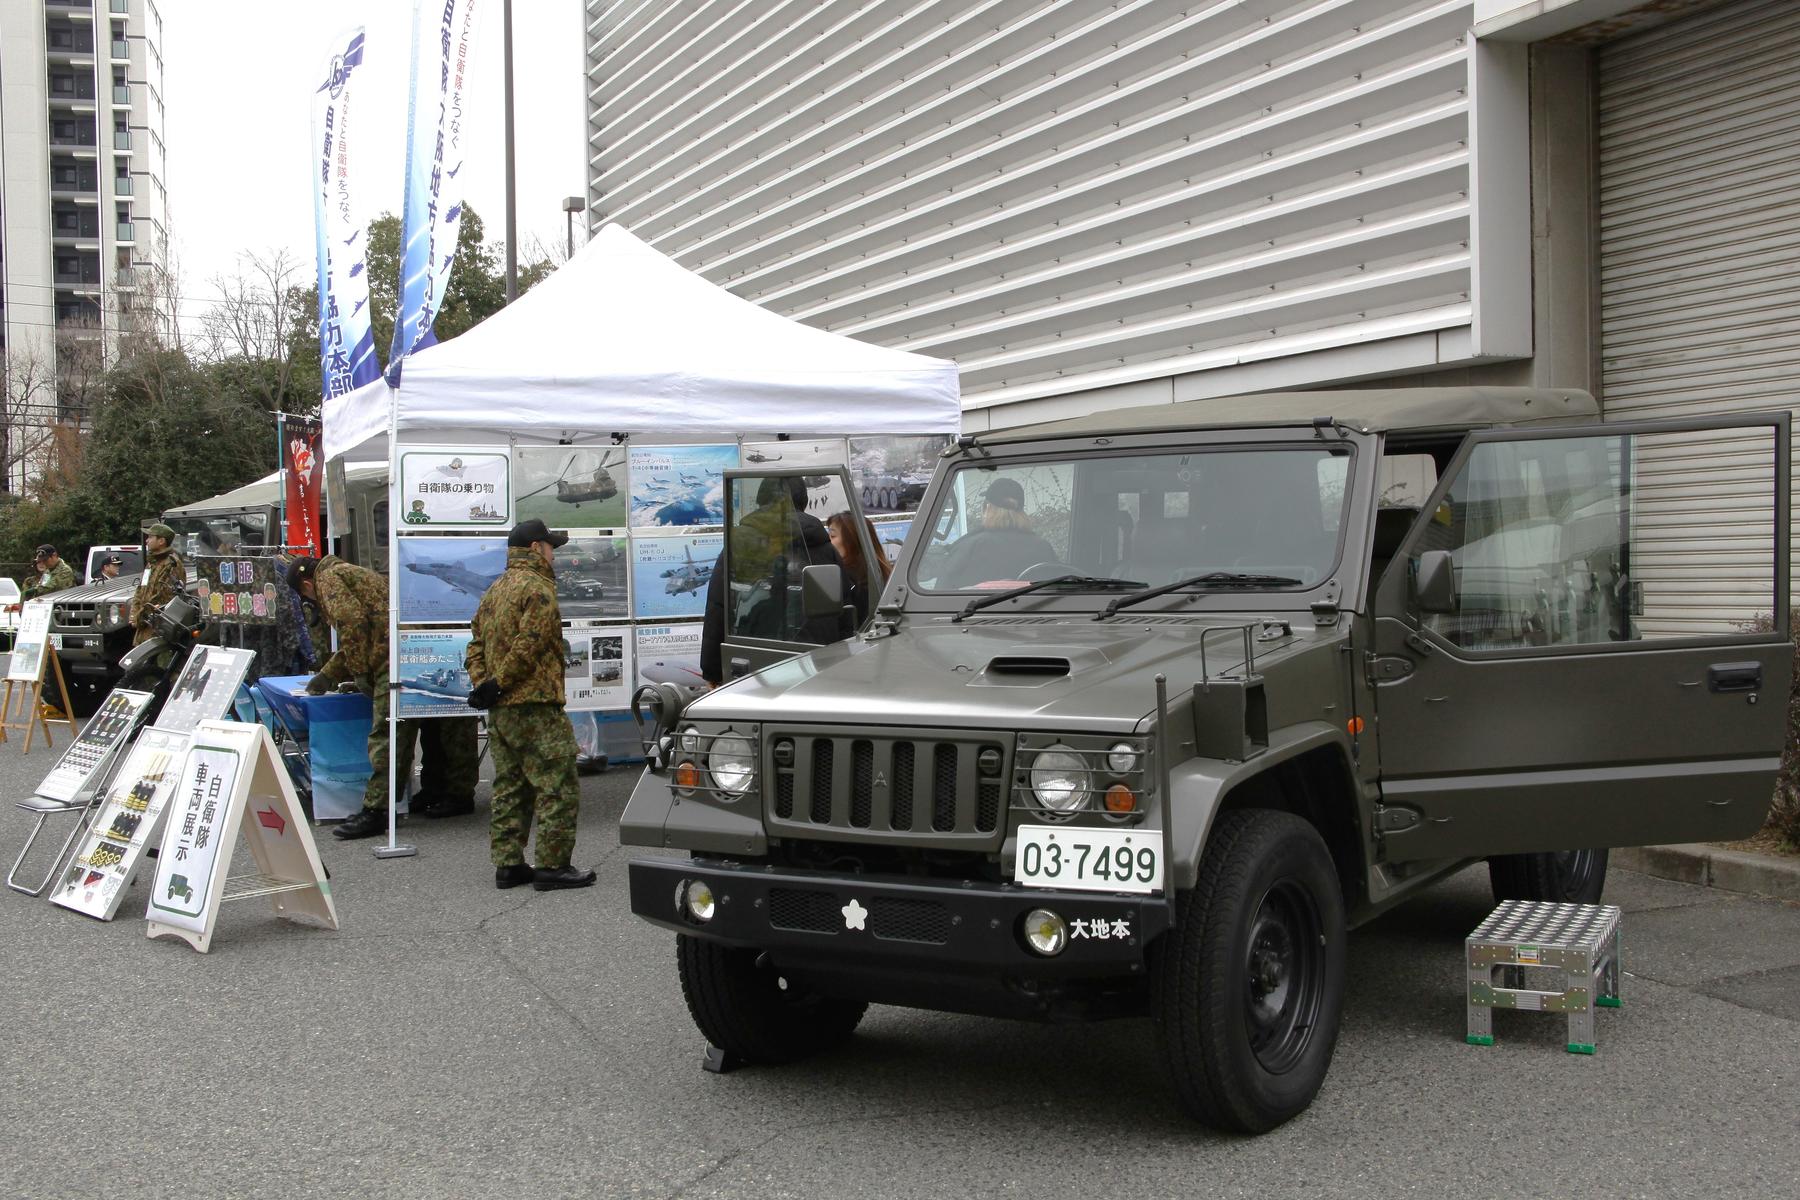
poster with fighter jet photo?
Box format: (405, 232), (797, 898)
(631, 532), (721, 620)
(627, 444), (737, 528)
(396, 537), (507, 623)
(514, 445), (628, 530)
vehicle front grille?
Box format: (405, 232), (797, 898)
(765, 729), (1008, 848)
(765, 886), (951, 945)
(53, 602), (98, 631)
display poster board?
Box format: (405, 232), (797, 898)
(194, 556), (283, 624)
(562, 621), (634, 710)
(631, 532), (720, 620)
(6, 600), (53, 683)
(394, 630), (474, 716)
(515, 445), (627, 529)
(397, 536), (506, 623)
(153, 646), (257, 735)
(34, 688), (154, 803)
(627, 443), (736, 528)
(850, 434), (952, 515)
(742, 439), (853, 521)
(554, 537), (628, 620)
(50, 727), (191, 921)
(398, 446), (511, 527)
(145, 720), (337, 953)
(871, 515), (914, 568)
(634, 623), (705, 690)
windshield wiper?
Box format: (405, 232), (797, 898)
(954, 575), (1145, 622)
(1096, 571), (1305, 620)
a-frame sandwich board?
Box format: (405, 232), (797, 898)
(145, 720), (337, 953)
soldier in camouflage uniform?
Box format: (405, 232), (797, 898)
(23, 545), (76, 600)
(467, 519), (594, 891)
(131, 524), (186, 645)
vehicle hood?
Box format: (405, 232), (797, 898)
(49, 578), (135, 605)
(692, 616), (1327, 733)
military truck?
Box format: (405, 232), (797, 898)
(621, 388), (1792, 1133)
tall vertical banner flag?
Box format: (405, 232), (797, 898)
(387, 0), (483, 383)
(311, 29), (380, 401)
(284, 416), (324, 556)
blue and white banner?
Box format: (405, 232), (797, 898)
(388, 0), (483, 382)
(311, 28), (380, 400)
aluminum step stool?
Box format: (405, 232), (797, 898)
(1466, 900), (1622, 1054)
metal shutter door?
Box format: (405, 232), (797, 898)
(1598, 0), (1800, 635)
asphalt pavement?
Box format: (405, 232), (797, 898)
(1, 741), (1796, 1200)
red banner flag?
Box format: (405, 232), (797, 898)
(284, 417), (324, 557)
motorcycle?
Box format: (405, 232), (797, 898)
(114, 586), (208, 716)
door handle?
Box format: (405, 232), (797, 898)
(1707, 662), (1762, 693)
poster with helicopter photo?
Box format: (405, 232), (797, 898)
(514, 445), (628, 530)
(631, 532), (721, 620)
(627, 444), (737, 528)
(740, 439), (853, 523)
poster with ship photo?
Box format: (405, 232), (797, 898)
(850, 435), (952, 514)
(740, 439), (851, 522)
(631, 532), (720, 620)
(635, 623), (706, 691)
(397, 447), (510, 527)
(394, 630), (474, 717)
(514, 445), (627, 529)
(397, 537), (506, 623)
(554, 536), (629, 620)
(628, 443), (737, 528)
(563, 622), (633, 710)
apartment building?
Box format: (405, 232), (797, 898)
(1, 0), (169, 489)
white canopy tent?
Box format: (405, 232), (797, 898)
(320, 223), (959, 860)
(323, 223), (960, 462)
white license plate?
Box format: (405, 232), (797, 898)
(1015, 824), (1163, 895)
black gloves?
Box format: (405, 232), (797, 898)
(468, 680), (502, 710)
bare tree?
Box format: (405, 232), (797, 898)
(198, 248), (306, 364)
(0, 343), (63, 495)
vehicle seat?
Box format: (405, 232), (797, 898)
(1367, 507), (1419, 605)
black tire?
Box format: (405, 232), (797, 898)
(1488, 849), (1608, 905)
(1151, 809), (1347, 1133)
(676, 935), (867, 1065)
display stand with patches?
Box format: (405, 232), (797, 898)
(6, 689), (155, 896)
(145, 720), (337, 953)
(1, 599), (77, 753)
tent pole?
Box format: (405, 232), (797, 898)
(376, 385), (417, 860)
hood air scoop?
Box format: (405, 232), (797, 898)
(983, 655), (1072, 678)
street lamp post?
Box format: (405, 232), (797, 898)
(562, 196), (584, 260)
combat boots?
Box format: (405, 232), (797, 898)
(332, 806), (387, 839)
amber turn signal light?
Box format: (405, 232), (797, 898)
(1103, 784), (1136, 814)
(1346, 716), (1365, 735)
(674, 762), (702, 789)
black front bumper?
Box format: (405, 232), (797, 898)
(629, 856), (1173, 1019)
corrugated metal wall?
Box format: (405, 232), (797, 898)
(585, 0), (1480, 414)
(1598, 0), (1800, 634)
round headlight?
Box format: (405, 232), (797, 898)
(1030, 745), (1088, 813)
(1022, 908), (1068, 956)
(707, 733), (756, 796)
(1106, 742), (1139, 775)
(681, 880), (715, 922)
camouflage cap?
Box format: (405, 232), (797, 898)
(145, 522), (177, 540)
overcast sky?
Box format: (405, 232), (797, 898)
(163, 0), (587, 330)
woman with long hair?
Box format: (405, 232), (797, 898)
(827, 511), (891, 621)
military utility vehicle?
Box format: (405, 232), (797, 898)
(622, 388), (1791, 1132)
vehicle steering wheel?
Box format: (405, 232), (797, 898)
(1018, 561), (1082, 582)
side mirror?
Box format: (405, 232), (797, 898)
(1415, 549), (1457, 613)
(800, 564), (843, 619)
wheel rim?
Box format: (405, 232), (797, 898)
(1243, 879), (1326, 1074)
(1553, 849), (1600, 896)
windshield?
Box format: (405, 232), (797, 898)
(165, 510), (271, 557)
(911, 445), (1352, 597)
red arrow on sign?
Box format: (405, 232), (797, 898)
(256, 807), (287, 836)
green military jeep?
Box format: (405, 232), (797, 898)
(622, 388), (1791, 1132)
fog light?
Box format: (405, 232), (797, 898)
(1103, 784), (1137, 814)
(674, 761), (701, 790)
(1022, 908), (1067, 956)
(681, 880), (716, 922)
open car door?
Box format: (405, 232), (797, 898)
(1370, 412), (1792, 860)
(718, 467), (883, 684)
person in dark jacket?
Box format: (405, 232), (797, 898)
(700, 477), (847, 686)
(938, 477), (1059, 588)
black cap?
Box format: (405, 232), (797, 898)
(508, 519), (569, 549)
(985, 478), (1025, 512)
(285, 557), (318, 592)
(34, 544), (55, 559)
(105, 554), (124, 566)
